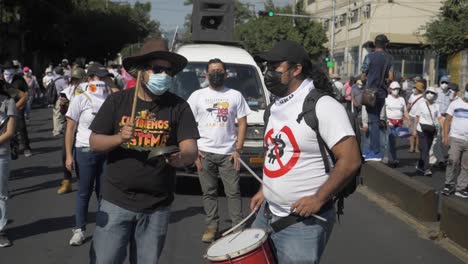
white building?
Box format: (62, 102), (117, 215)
(304, 0), (444, 84)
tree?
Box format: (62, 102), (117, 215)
(236, 1), (327, 60)
(424, 0), (468, 55)
(0, 0), (160, 65)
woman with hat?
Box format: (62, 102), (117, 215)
(88, 37), (199, 263)
(407, 81), (425, 153)
(412, 87), (444, 176)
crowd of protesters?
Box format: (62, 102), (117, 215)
(335, 73), (467, 197)
(0, 34), (465, 264)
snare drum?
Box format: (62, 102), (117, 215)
(205, 228), (276, 264)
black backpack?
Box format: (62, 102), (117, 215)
(264, 88), (363, 217)
(46, 77), (62, 105)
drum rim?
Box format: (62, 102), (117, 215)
(206, 228), (268, 261)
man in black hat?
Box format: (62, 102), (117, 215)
(88, 37), (199, 263)
(250, 40), (361, 263)
(2, 60), (32, 157)
(360, 34), (394, 161)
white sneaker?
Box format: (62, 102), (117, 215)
(69, 229), (85, 246)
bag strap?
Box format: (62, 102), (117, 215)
(425, 101), (435, 125)
(379, 52), (390, 89)
(409, 95), (423, 110)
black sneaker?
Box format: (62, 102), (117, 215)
(0, 233), (11, 247)
(441, 184), (455, 196)
(454, 189), (468, 199)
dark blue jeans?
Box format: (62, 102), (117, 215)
(388, 126), (398, 162)
(74, 147), (106, 230)
(90, 200), (171, 264)
(366, 96), (386, 155)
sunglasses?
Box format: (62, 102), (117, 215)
(441, 81), (448, 84)
(144, 65), (174, 76)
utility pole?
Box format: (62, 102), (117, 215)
(330, 0), (336, 64)
(292, 0), (297, 27)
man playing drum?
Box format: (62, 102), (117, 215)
(250, 40), (362, 263)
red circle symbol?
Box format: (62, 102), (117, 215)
(263, 126), (300, 178)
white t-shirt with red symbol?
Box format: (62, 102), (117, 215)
(187, 87), (251, 155)
(263, 79), (355, 217)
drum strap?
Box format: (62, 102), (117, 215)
(265, 201), (333, 233)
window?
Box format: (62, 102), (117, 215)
(339, 14), (346, 27)
(362, 4), (371, 18)
(323, 19), (329, 31)
(349, 9), (359, 24)
(171, 62), (266, 109)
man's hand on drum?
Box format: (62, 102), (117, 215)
(250, 188), (264, 212)
(291, 195), (325, 218)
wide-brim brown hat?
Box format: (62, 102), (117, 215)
(123, 37), (187, 76)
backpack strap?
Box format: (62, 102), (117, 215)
(296, 88), (336, 173)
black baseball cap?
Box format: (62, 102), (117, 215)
(375, 34), (389, 44)
(87, 63), (113, 78)
(448, 82), (459, 91)
(255, 40), (310, 63)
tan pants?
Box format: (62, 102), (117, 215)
(52, 100), (65, 136)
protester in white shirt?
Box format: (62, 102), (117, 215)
(407, 81), (425, 153)
(442, 86), (468, 198)
(57, 68), (87, 195)
(430, 75), (453, 167)
(382, 81), (410, 166)
(187, 58), (250, 243)
(250, 40), (361, 263)
(412, 87), (444, 176)
(64, 63), (111, 246)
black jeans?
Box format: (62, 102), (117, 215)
(15, 108), (31, 151)
(417, 130), (435, 170)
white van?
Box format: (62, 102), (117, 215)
(171, 43), (269, 176)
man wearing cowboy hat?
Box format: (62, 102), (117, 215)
(88, 37), (199, 263)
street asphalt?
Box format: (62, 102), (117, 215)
(0, 107), (464, 264)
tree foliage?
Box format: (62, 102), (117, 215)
(424, 0), (468, 55)
(236, 1), (327, 60)
(0, 0), (159, 63)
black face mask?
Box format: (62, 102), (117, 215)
(208, 72), (225, 88)
(264, 69), (288, 97)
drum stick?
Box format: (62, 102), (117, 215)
(238, 158), (327, 223)
(130, 71), (142, 123)
(222, 210), (257, 237)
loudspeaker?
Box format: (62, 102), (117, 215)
(191, 0), (235, 43)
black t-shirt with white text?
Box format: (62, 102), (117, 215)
(89, 89), (199, 212)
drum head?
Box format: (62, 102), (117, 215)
(206, 228), (268, 261)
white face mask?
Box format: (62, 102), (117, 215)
(426, 93), (435, 101)
(3, 69), (16, 83)
(391, 89), (400, 96)
(440, 83), (448, 90)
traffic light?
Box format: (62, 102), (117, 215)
(258, 11), (275, 17)
(324, 56), (330, 62)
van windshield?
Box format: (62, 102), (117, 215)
(170, 62), (266, 110)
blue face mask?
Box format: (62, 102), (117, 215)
(146, 73), (173, 96)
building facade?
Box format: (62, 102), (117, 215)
(304, 0), (444, 85)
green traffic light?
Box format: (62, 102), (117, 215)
(268, 11), (274, 17)
(325, 57), (330, 62)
